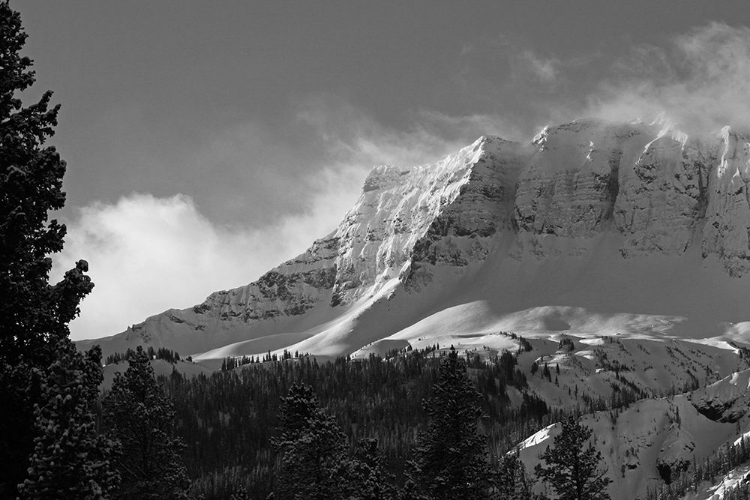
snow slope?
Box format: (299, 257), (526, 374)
(518, 335), (742, 409)
(512, 355), (750, 500)
(683, 464), (750, 500)
(517, 396), (740, 500)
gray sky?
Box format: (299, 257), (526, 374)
(13, 1), (750, 340)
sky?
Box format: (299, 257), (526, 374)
(12, 0), (750, 340)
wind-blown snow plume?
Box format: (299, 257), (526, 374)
(296, 95), (516, 168)
(588, 22), (750, 134)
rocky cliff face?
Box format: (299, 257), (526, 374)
(703, 126), (750, 276)
(403, 118), (750, 280)
(406, 137), (530, 286)
(689, 368), (750, 423)
(193, 134), (522, 321)
(513, 118), (711, 256)
(194, 236), (339, 322)
(82, 118), (750, 359)
(515, 120), (626, 238)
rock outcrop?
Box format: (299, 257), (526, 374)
(689, 368), (750, 423)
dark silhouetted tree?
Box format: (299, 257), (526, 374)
(0, 2), (100, 496)
(273, 384), (346, 500)
(535, 417), (612, 500)
(0, 0), (93, 368)
(18, 342), (120, 499)
(103, 347), (190, 499)
(409, 347), (490, 500)
(495, 452), (534, 500)
(331, 438), (398, 500)
(229, 486), (250, 500)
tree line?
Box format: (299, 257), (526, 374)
(161, 345), (552, 498)
(247, 347), (613, 499)
(105, 346), (183, 365)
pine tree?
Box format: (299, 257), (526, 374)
(0, 1), (93, 367)
(272, 384), (346, 500)
(330, 438), (398, 500)
(230, 486), (250, 500)
(535, 416), (612, 500)
(0, 2), (97, 495)
(409, 347), (490, 500)
(18, 340), (120, 499)
(495, 452), (534, 500)
(103, 347), (190, 499)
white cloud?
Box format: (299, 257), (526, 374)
(55, 93), (518, 340)
(587, 22), (750, 135)
(55, 96), (529, 341)
(53, 189), (361, 340)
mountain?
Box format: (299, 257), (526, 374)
(78, 117), (750, 364)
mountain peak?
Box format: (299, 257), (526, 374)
(79, 118), (750, 364)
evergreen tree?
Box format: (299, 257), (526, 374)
(495, 452), (534, 500)
(0, 0), (93, 367)
(331, 438), (398, 500)
(103, 347), (190, 499)
(535, 417), (612, 500)
(18, 341), (120, 499)
(229, 486), (250, 500)
(409, 347), (490, 500)
(0, 2), (98, 495)
(272, 384), (346, 500)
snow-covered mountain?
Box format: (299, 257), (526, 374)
(79, 117), (750, 364)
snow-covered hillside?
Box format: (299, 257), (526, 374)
(506, 350), (750, 500)
(78, 118), (750, 367)
(517, 397), (740, 500)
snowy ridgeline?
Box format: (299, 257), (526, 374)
(80, 117), (750, 373)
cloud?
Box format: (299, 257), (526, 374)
(518, 50), (559, 83)
(53, 190), (360, 340)
(296, 96), (457, 168)
(449, 23), (750, 139)
(55, 95), (530, 341)
(587, 22), (750, 135)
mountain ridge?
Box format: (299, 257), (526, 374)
(78, 117), (750, 362)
